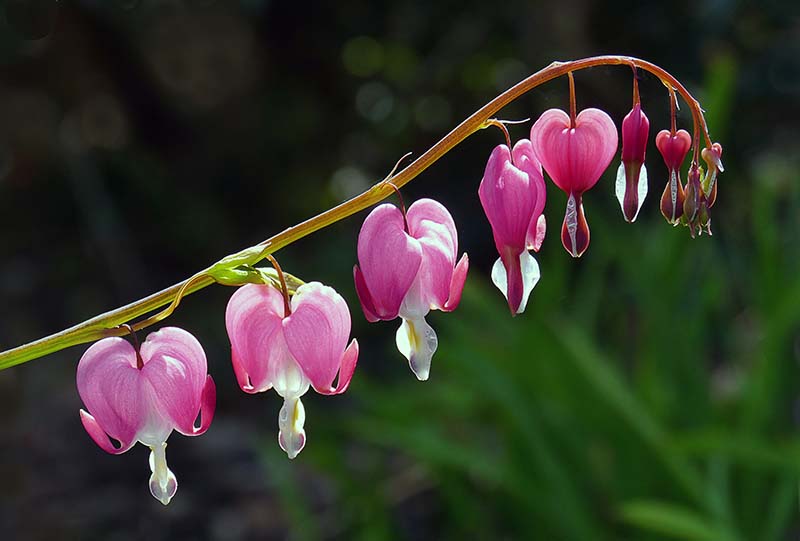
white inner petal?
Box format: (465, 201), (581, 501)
(278, 396), (306, 459)
(272, 354), (310, 400)
(615, 162), (626, 213)
(395, 317), (438, 381)
(615, 163), (649, 222)
(398, 273), (428, 320)
(490, 257), (507, 298)
(565, 193), (578, 252)
(149, 442), (177, 505)
(635, 164), (648, 222)
(490, 253), (540, 314)
(516, 251), (541, 314)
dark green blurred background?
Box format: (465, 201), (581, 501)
(1, 1), (799, 539)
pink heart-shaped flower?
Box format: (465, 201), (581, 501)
(530, 108), (618, 195)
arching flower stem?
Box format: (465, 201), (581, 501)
(0, 55), (714, 370)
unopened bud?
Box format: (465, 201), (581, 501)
(615, 103), (650, 222)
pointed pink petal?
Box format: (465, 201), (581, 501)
(406, 199), (460, 310)
(225, 284), (290, 393)
(478, 145), (536, 254)
(316, 339), (359, 395)
(283, 282), (352, 393)
(443, 253), (468, 311)
(353, 265), (380, 323)
(79, 410), (136, 455)
(531, 108), (618, 195)
(357, 204), (422, 320)
(76, 337), (146, 449)
(139, 327), (209, 435)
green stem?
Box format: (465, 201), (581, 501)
(0, 55), (712, 370)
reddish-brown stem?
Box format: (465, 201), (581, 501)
(568, 71), (577, 128)
(669, 86), (678, 134)
(385, 182), (409, 233)
(266, 255), (292, 317)
(632, 67), (640, 106)
(0, 55), (716, 370)
(119, 324), (143, 369)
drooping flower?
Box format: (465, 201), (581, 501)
(478, 140), (546, 315)
(656, 128), (691, 224)
(530, 108), (618, 257)
(615, 102), (650, 222)
(77, 327), (216, 505)
(225, 281), (358, 459)
(353, 198), (468, 381)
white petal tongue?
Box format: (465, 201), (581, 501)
(490, 253), (540, 315)
(615, 162), (649, 222)
(395, 317), (438, 381)
(149, 442), (178, 505)
(278, 396), (306, 459)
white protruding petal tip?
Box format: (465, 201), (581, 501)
(148, 443), (178, 505)
(615, 163), (648, 222)
(615, 163), (626, 213)
(396, 317), (437, 381)
(490, 257), (508, 299)
(516, 251), (541, 314)
(278, 396), (306, 459)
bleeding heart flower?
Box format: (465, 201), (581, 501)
(530, 108), (618, 257)
(656, 129), (691, 224)
(225, 281), (358, 459)
(77, 327), (216, 505)
(478, 140), (546, 315)
(615, 103), (650, 222)
(353, 198), (468, 381)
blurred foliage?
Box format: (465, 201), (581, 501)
(0, 0), (799, 540)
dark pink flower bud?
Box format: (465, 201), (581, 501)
(615, 103), (650, 222)
(478, 140), (546, 315)
(530, 108), (618, 257)
(656, 129), (692, 224)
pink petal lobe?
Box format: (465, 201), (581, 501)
(79, 409), (136, 455)
(531, 108), (618, 195)
(479, 145), (536, 254)
(140, 327), (209, 435)
(514, 139), (547, 220)
(77, 337), (146, 449)
(284, 282), (352, 393)
(353, 265), (380, 323)
(357, 204), (422, 320)
(225, 284), (288, 393)
(406, 198), (460, 310)
(316, 339), (359, 395)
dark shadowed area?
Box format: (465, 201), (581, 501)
(1, 0), (799, 539)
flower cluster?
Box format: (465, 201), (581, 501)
(72, 64), (723, 504)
